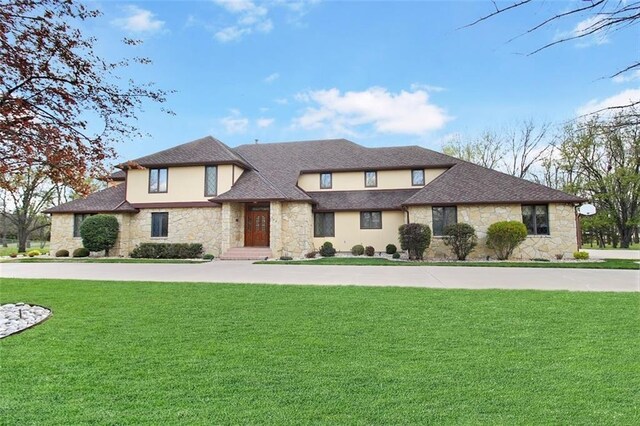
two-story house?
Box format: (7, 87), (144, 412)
(46, 136), (584, 259)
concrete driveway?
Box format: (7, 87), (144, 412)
(1, 261), (638, 292)
(583, 249), (640, 260)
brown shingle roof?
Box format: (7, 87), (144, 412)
(120, 136), (250, 169)
(44, 184), (138, 213)
(309, 189), (419, 211)
(404, 162), (586, 205)
(233, 139), (457, 201)
(210, 170), (287, 202)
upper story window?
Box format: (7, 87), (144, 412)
(149, 168), (168, 193)
(320, 172), (332, 189)
(522, 205), (549, 235)
(432, 206), (457, 236)
(73, 213), (92, 237)
(365, 171), (377, 188)
(205, 166), (217, 196)
(314, 212), (335, 237)
(360, 211), (382, 229)
(151, 212), (169, 237)
(412, 169), (425, 186)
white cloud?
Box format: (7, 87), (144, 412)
(220, 109), (249, 134)
(577, 88), (640, 117)
(264, 72), (280, 83)
(257, 118), (275, 128)
(557, 15), (609, 47)
(112, 5), (165, 33)
(275, 98), (289, 105)
(612, 70), (640, 84)
(410, 83), (446, 93)
(213, 0), (273, 42)
(293, 87), (451, 136)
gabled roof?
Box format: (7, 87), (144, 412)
(309, 189), (419, 211)
(120, 136), (250, 169)
(99, 170), (126, 182)
(404, 162), (585, 205)
(44, 184), (138, 214)
(210, 170), (287, 202)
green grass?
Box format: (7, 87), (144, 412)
(582, 242), (640, 250)
(0, 242), (49, 256)
(1, 279), (638, 424)
(0, 257), (208, 264)
(257, 257), (640, 270)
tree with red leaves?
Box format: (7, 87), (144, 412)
(0, 0), (170, 194)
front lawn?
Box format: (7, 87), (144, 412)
(257, 257), (640, 270)
(1, 279), (637, 424)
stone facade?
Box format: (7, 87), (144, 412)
(49, 213), (129, 257)
(220, 203), (244, 254)
(278, 202), (314, 257)
(408, 203), (578, 260)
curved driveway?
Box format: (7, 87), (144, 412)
(1, 261), (638, 292)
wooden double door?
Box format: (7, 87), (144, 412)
(244, 204), (270, 247)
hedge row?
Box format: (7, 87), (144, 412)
(130, 243), (203, 259)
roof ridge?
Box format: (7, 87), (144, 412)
(250, 169), (288, 199)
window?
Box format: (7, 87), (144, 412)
(360, 211), (382, 229)
(320, 172), (332, 189)
(205, 166), (217, 196)
(432, 206), (457, 236)
(73, 213), (92, 237)
(314, 212), (335, 237)
(522, 205), (549, 235)
(149, 168), (168, 193)
(412, 169), (425, 186)
(365, 171), (377, 187)
(151, 212), (169, 237)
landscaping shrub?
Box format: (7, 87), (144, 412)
(80, 214), (119, 256)
(573, 251), (589, 260)
(279, 256), (293, 261)
(55, 249), (69, 257)
(351, 244), (365, 256)
(27, 250), (40, 257)
(398, 223), (431, 260)
(72, 247), (90, 258)
(203, 254), (215, 260)
(365, 246), (375, 256)
(392, 252), (401, 259)
(9, 253), (17, 258)
(385, 244), (397, 255)
(130, 243), (203, 259)
(319, 242), (336, 257)
(486, 221), (527, 260)
(555, 253), (564, 260)
(442, 223), (478, 261)
(305, 251), (318, 259)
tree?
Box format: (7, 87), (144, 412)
(0, 167), (55, 253)
(442, 131), (504, 169)
(557, 114), (640, 248)
(442, 223), (478, 261)
(0, 0), (171, 193)
(80, 214), (119, 256)
(466, 1), (640, 121)
(503, 120), (551, 179)
(398, 223), (432, 260)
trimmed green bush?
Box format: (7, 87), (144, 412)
(203, 254), (215, 260)
(442, 223), (478, 261)
(385, 244), (397, 255)
(319, 242), (336, 257)
(351, 244), (365, 256)
(365, 246), (375, 256)
(573, 251), (589, 260)
(130, 243), (203, 259)
(9, 253), (17, 258)
(55, 249), (69, 257)
(80, 214), (119, 256)
(72, 247), (90, 258)
(486, 221), (528, 260)
(392, 252), (401, 259)
(279, 256), (293, 261)
(27, 249), (40, 257)
(399, 223), (432, 260)
(305, 251), (318, 259)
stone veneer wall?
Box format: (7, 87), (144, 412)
(50, 213), (129, 257)
(277, 202), (314, 258)
(407, 203), (578, 260)
(220, 203), (244, 254)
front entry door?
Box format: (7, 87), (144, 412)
(245, 204), (270, 247)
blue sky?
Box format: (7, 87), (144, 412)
(87, 0), (639, 163)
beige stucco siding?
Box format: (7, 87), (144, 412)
(126, 165), (237, 203)
(298, 168), (447, 191)
(233, 165), (244, 184)
(407, 203), (578, 260)
(313, 210), (405, 252)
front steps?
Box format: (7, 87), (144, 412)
(219, 247), (273, 260)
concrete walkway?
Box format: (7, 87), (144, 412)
(1, 261), (638, 292)
(583, 249), (640, 260)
